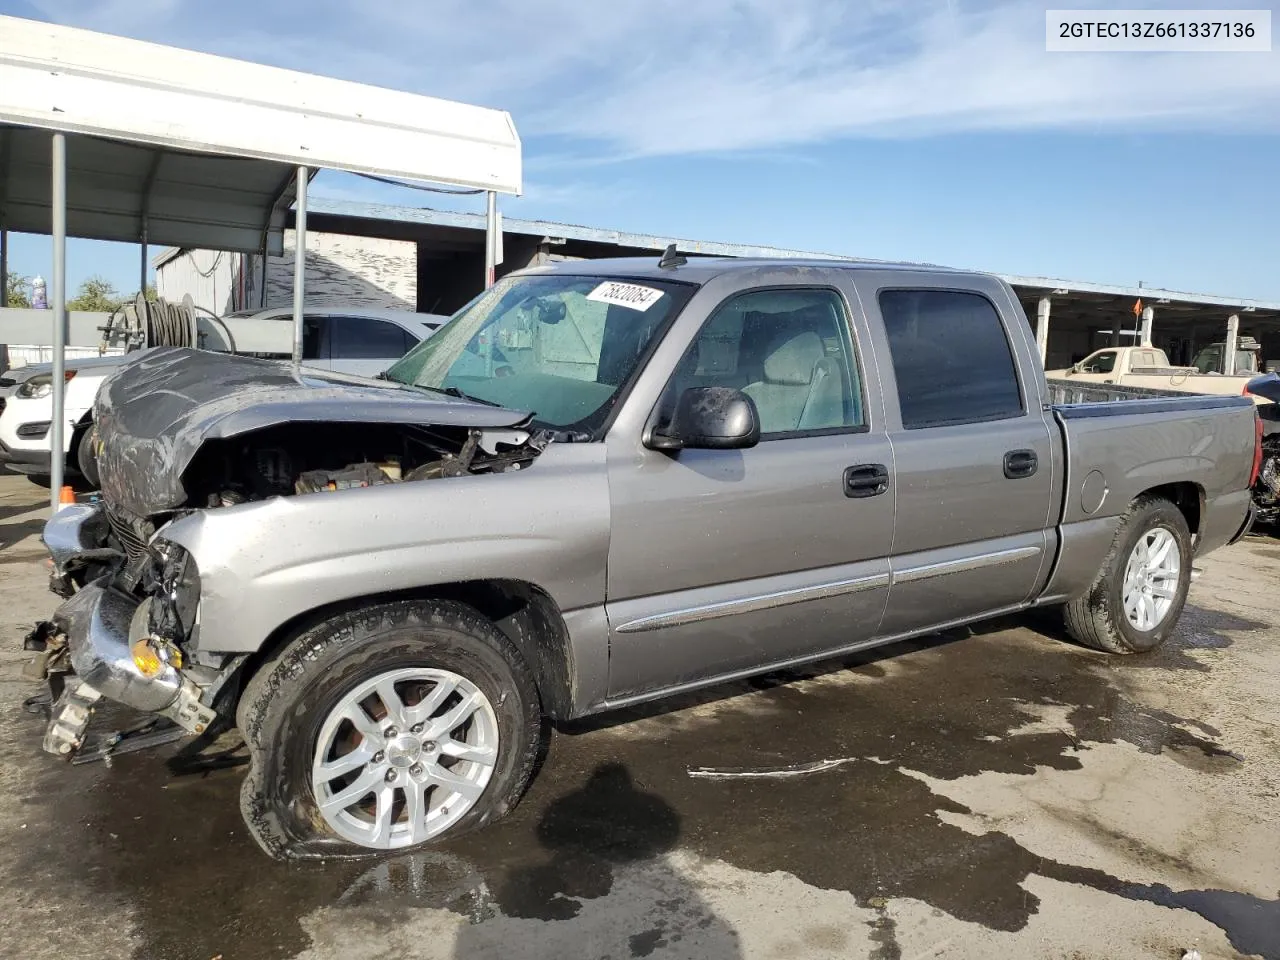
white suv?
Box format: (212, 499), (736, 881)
(0, 306), (444, 480)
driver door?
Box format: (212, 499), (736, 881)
(603, 284), (895, 701)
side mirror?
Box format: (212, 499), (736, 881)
(648, 387), (761, 451)
(1067, 364), (1079, 375)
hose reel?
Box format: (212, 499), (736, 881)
(100, 293), (199, 354)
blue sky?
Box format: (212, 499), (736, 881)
(3, 0), (1279, 301)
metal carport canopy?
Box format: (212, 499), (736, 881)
(0, 14), (522, 255)
(0, 14), (521, 511)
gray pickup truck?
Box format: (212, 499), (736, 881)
(30, 256), (1260, 859)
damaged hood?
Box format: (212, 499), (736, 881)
(94, 347), (531, 516)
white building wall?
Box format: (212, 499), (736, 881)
(155, 248), (241, 316)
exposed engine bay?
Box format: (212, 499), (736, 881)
(182, 421), (549, 508)
(59, 419), (551, 601)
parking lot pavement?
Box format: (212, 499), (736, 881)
(1, 470), (1277, 960)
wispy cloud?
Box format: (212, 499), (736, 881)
(22, 0), (1280, 161)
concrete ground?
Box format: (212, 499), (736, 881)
(0, 469), (1277, 960)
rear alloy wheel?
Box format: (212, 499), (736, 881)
(311, 667), (500, 849)
(1120, 526), (1181, 632)
(1064, 495), (1192, 654)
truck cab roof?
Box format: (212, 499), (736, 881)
(518, 255), (974, 286)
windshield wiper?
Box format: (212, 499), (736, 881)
(408, 383), (502, 407)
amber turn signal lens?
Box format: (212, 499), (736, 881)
(131, 639), (164, 677)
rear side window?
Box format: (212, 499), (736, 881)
(329, 316), (411, 359)
(880, 290), (1023, 429)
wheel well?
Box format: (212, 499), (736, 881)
(1138, 482), (1204, 539)
(67, 412), (93, 460)
(236, 580), (576, 721)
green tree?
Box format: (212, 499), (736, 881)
(66, 275), (125, 312)
(5, 272), (31, 308)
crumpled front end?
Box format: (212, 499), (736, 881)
(30, 503), (219, 759)
(31, 349), (553, 760)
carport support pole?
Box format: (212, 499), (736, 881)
(0, 228), (8, 307)
(1035, 297), (1050, 363)
(484, 190), (497, 289)
(139, 224), (148, 302)
(49, 133), (67, 511)
(1224, 313), (1240, 376)
(291, 165), (308, 372)
(1140, 306), (1154, 347)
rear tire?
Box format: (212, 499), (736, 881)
(236, 598), (542, 859)
(1064, 495), (1192, 654)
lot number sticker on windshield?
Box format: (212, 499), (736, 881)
(587, 281), (665, 312)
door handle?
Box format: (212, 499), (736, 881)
(1003, 449), (1038, 479)
(844, 463), (889, 498)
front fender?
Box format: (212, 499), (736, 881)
(157, 443), (611, 656)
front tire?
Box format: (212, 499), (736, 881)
(74, 422), (101, 488)
(1064, 495), (1192, 654)
(236, 599), (542, 859)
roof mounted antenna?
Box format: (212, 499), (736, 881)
(658, 243), (687, 269)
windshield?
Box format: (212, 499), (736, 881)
(1079, 350), (1117, 374)
(385, 274), (692, 432)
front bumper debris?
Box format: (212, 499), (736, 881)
(35, 577), (216, 758)
(42, 502), (120, 596)
(43, 680), (103, 756)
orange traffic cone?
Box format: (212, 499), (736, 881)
(58, 485), (76, 507)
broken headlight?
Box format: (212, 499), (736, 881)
(146, 539), (201, 645)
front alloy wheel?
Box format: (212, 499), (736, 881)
(235, 598), (542, 859)
(312, 667), (500, 849)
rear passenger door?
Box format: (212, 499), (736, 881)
(328, 315), (415, 377)
(604, 282), (896, 700)
(857, 274), (1057, 638)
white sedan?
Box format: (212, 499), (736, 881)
(0, 306), (444, 481)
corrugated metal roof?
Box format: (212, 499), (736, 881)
(308, 198), (1280, 316)
(309, 198), (862, 262)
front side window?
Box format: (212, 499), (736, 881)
(880, 289), (1023, 429)
(1079, 350), (1118, 374)
(658, 287), (865, 437)
(386, 275), (692, 432)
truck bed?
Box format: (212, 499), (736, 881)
(1040, 387), (1257, 603)
(1046, 378), (1181, 404)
